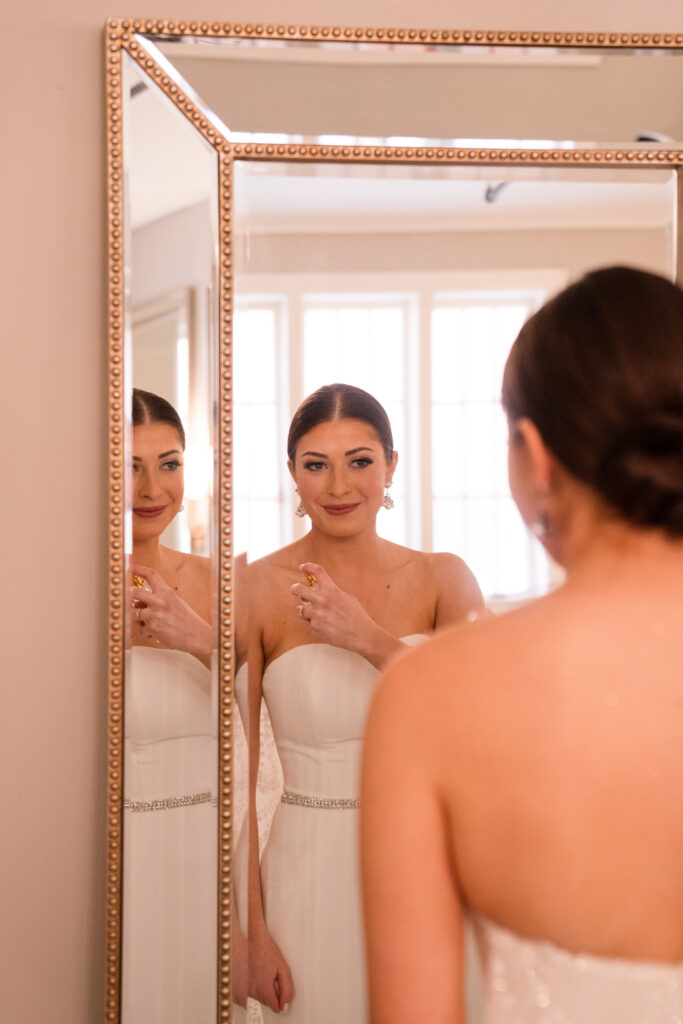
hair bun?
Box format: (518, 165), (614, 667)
(600, 409), (683, 533)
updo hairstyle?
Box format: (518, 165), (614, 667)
(502, 266), (683, 536)
(132, 388), (186, 449)
(287, 383), (394, 464)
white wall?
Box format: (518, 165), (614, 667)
(1, 1), (680, 1020)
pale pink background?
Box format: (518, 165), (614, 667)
(2, 0), (680, 1018)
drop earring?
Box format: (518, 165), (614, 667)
(294, 488), (307, 519)
(382, 482), (395, 510)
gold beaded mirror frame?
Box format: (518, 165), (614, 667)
(105, 18), (683, 1023)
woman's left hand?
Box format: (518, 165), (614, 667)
(128, 564), (213, 665)
(291, 562), (401, 668)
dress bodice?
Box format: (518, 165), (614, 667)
(472, 913), (683, 1024)
(124, 646), (216, 802)
(122, 647), (218, 1024)
(261, 637), (425, 799)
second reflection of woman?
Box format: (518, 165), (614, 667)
(241, 384), (486, 1022)
(122, 388), (216, 1024)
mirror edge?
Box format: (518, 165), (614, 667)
(105, 18), (236, 1021)
(105, 20), (125, 1021)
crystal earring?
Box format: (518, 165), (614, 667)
(530, 511), (549, 538)
(382, 483), (395, 510)
(295, 488), (307, 519)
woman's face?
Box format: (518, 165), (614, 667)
(289, 417), (396, 537)
(131, 421), (185, 542)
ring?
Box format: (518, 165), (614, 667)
(135, 609), (141, 622)
(304, 571), (319, 589)
(297, 605), (305, 618)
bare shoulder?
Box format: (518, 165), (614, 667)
(417, 548), (486, 624)
(239, 539), (312, 628)
(243, 539), (307, 587)
(380, 542), (471, 579)
(374, 594), (561, 721)
(420, 549), (477, 582)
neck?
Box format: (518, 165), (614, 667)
(305, 524), (385, 574)
(554, 503), (683, 590)
(132, 536), (167, 571)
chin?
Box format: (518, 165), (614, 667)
(133, 518), (172, 543)
(316, 513), (376, 537)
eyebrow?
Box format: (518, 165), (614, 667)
(301, 446), (375, 458)
(132, 449), (182, 461)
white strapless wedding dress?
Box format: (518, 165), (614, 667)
(257, 638), (425, 1024)
(122, 647), (218, 1024)
(472, 913), (683, 1024)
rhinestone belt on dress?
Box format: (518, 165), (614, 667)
(281, 789), (360, 810)
(123, 791), (217, 812)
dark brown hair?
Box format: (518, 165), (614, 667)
(132, 388), (186, 449)
(287, 383), (394, 464)
(502, 266), (683, 535)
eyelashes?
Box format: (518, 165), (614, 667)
(302, 458), (374, 472)
(132, 460), (184, 472)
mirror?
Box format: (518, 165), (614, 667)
(233, 156), (677, 593)
(106, 19), (683, 1024)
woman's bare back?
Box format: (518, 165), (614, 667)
(426, 573), (683, 962)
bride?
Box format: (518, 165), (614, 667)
(122, 388), (219, 1023)
(361, 266), (683, 1023)
(242, 383), (486, 1022)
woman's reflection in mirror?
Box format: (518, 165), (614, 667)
(127, 388), (213, 666)
(122, 388), (217, 1024)
(238, 383), (486, 1022)
(362, 266), (683, 1024)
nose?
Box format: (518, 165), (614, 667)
(328, 467), (351, 498)
(136, 467), (162, 501)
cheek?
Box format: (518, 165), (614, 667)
(166, 472), (184, 501)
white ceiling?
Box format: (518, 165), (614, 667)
(126, 55), (676, 235)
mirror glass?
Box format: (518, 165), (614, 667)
(160, 36), (683, 146)
(120, 48), (220, 1024)
(231, 153), (678, 1024)
(233, 156), (677, 595)
(108, 22), (683, 1024)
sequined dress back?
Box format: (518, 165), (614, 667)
(472, 913), (683, 1024)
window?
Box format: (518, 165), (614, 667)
(430, 296), (547, 598)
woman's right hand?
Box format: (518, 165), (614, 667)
(291, 562), (402, 669)
(127, 564), (214, 666)
(249, 930), (294, 1013)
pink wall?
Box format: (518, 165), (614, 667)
(1, 0), (679, 1019)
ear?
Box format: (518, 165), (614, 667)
(386, 450), (398, 483)
(287, 458), (296, 483)
(513, 418), (557, 495)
